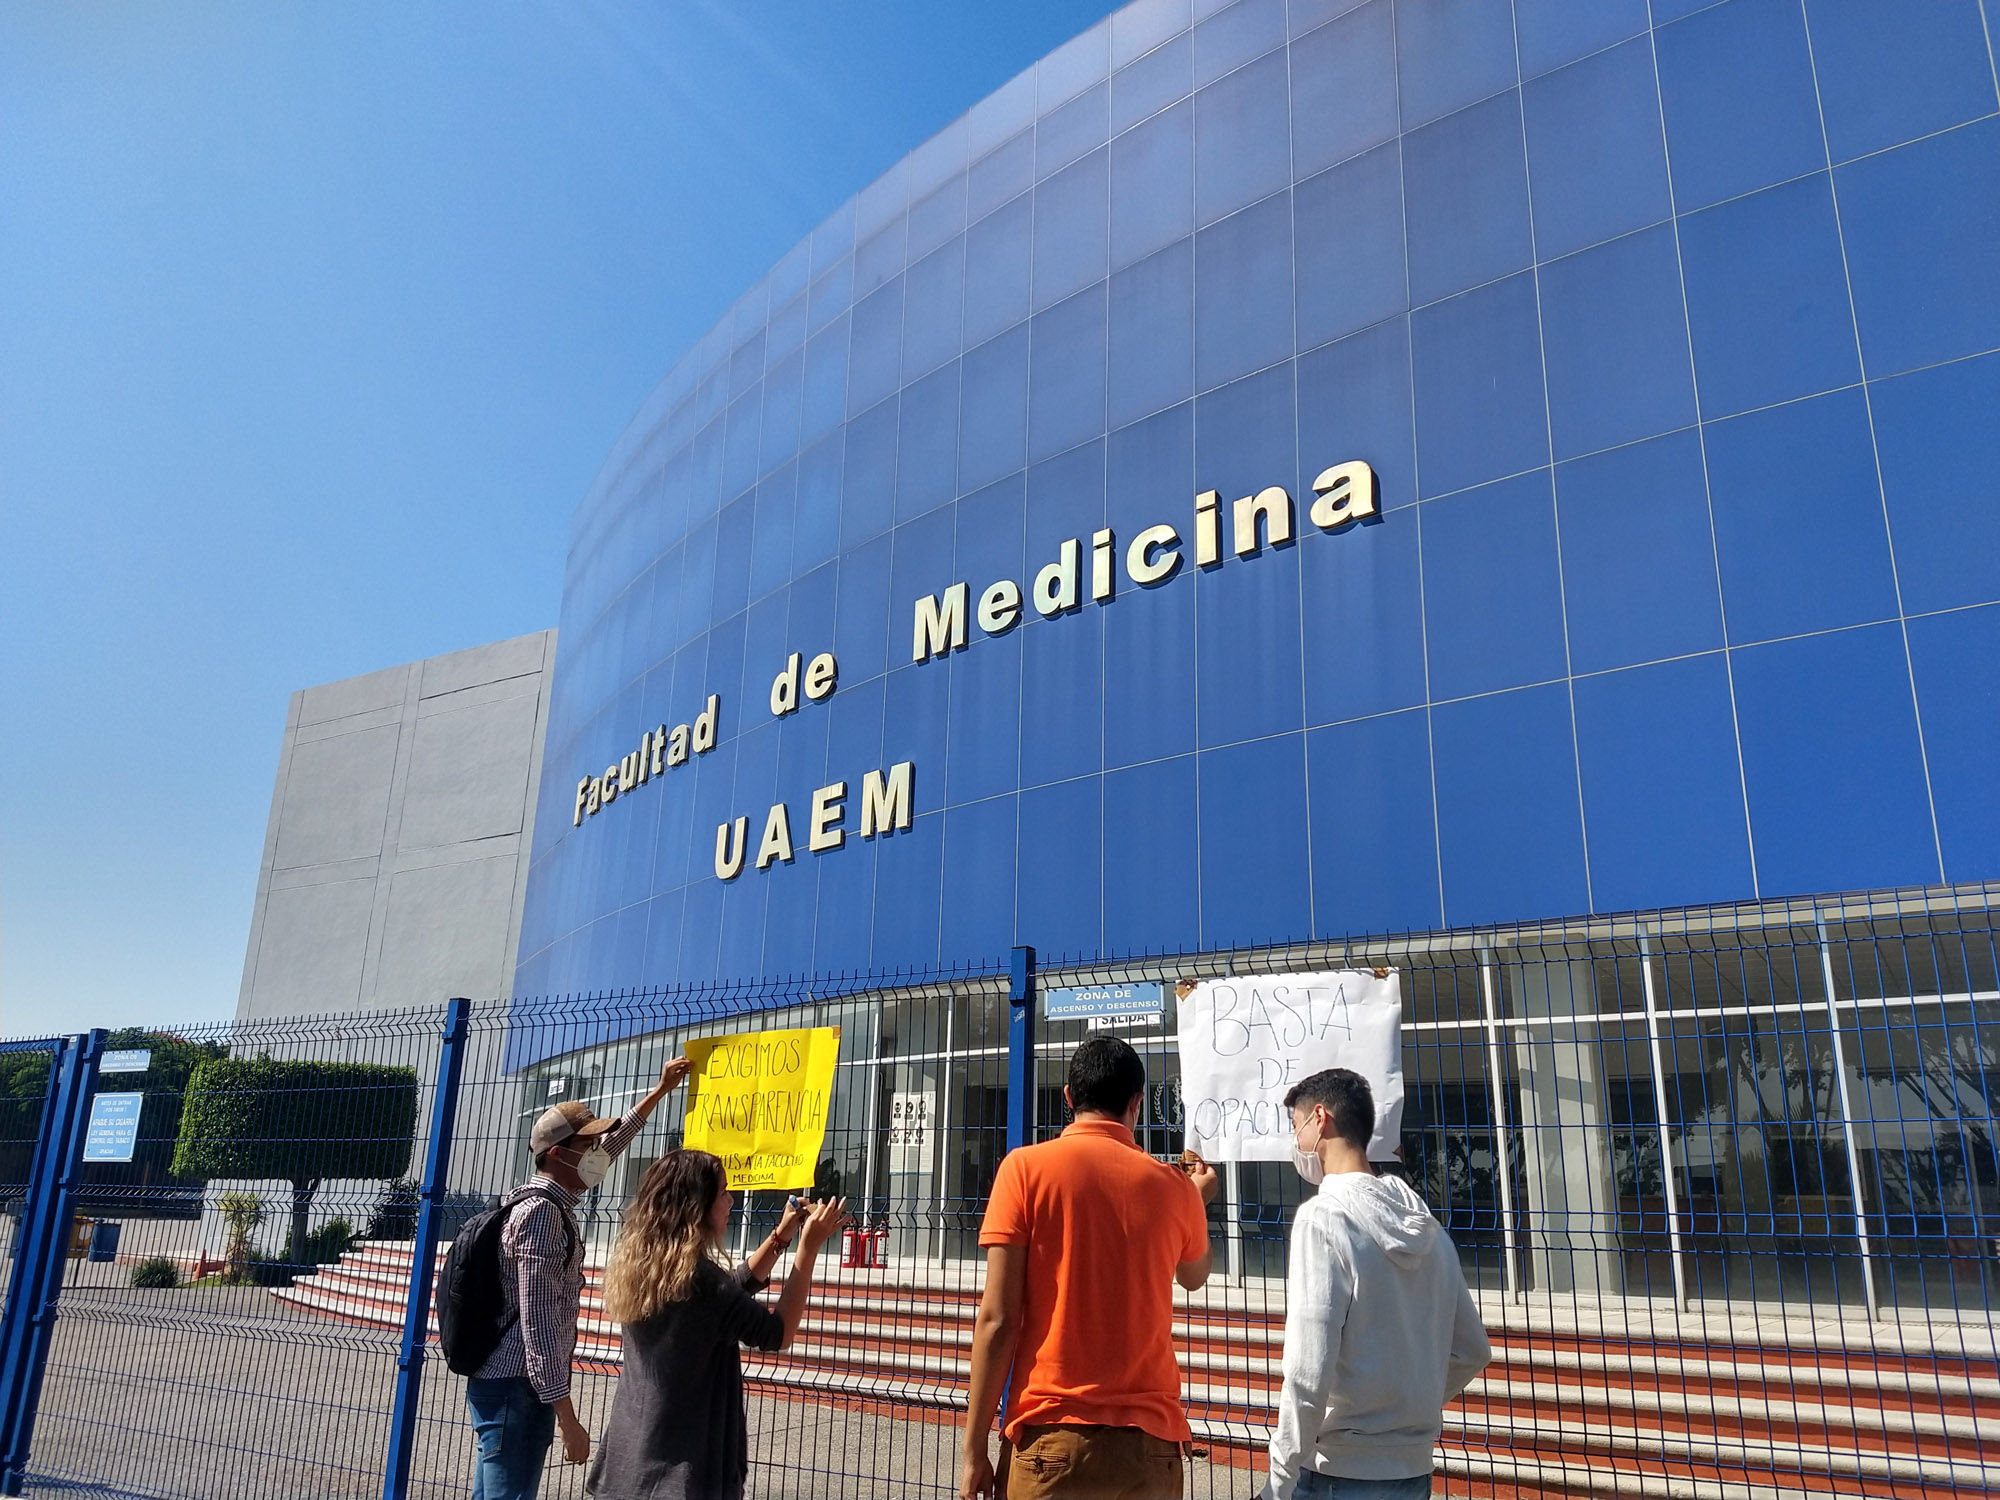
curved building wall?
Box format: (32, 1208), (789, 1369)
(516, 0), (2000, 998)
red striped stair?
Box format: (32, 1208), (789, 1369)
(272, 1242), (2000, 1499)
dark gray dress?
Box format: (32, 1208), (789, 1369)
(585, 1260), (784, 1500)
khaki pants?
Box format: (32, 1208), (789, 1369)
(1000, 1424), (1184, 1500)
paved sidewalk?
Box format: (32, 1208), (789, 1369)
(21, 1282), (1243, 1499)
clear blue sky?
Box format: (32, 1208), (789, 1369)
(0, 1), (1117, 1036)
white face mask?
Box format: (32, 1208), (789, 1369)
(575, 1145), (613, 1190)
(1291, 1114), (1326, 1186)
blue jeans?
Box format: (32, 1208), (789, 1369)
(1296, 1472), (1432, 1500)
(466, 1376), (556, 1500)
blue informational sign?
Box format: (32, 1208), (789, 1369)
(82, 1093), (144, 1163)
(100, 1049), (152, 1075)
(1042, 983), (1167, 1022)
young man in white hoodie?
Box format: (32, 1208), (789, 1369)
(1261, 1068), (1491, 1500)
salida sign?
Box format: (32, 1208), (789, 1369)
(571, 463), (1379, 883)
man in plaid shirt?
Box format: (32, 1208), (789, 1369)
(466, 1052), (692, 1500)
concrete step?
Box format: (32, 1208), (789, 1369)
(272, 1240), (2000, 1498)
(329, 1241), (2000, 1356)
(274, 1289), (2000, 1416)
(273, 1264), (2000, 1415)
(689, 1354), (2000, 1493)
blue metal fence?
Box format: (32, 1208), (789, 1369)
(0, 887), (1994, 1497)
(0, 1033), (88, 1496)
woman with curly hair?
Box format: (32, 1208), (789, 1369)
(586, 1149), (845, 1500)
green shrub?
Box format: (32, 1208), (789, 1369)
(174, 1057), (418, 1264)
(235, 1252), (294, 1288)
(172, 1058), (419, 1183)
(217, 1190), (265, 1266)
(129, 1256), (180, 1289)
(287, 1215), (355, 1268)
(365, 1178), (419, 1241)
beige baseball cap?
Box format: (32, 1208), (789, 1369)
(530, 1100), (619, 1155)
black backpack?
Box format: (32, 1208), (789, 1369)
(436, 1185), (577, 1377)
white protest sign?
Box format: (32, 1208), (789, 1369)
(1177, 970), (1404, 1161)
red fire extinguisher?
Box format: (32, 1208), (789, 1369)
(842, 1223), (888, 1267)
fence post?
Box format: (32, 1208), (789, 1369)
(382, 996), (472, 1500)
(1006, 947), (1036, 1153)
(0, 1043), (69, 1438)
(1815, 921), (1880, 1320)
(0, 1028), (104, 1496)
(933, 992), (956, 1266)
(1637, 933), (1690, 1309)
(860, 1006), (883, 1232)
(1478, 951), (1522, 1303)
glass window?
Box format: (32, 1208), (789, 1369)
(1553, 429), (1723, 675)
(902, 237), (966, 381)
(853, 218), (906, 301)
(1193, 189), (1292, 391)
(957, 325), (1031, 493)
(1108, 240), (1193, 430)
(1537, 223), (1694, 460)
(1194, 0), (1283, 88)
(895, 361), (962, 523)
(1038, 20), (1109, 112)
(968, 67), (1037, 159)
(727, 329), (764, 400)
(839, 396), (897, 548)
(1731, 625), (1941, 897)
(1408, 269), (1549, 498)
(907, 172), (968, 263)
(1574, 655), (1755, 914)
(963, 194), (1033, 347)
(807, 254), (853, 334)
(757, 349), (804, 477)
(1654, 0), (1825, 213)
(1192, 48), (1290, 226)
(1522, 36), (1671, 261)
(1421, 469), (1568, 702)
(1401, 89), (1532, 307)
(1112, 0), (1191, 71)
(1393, 0), (1516, 129)
(1110, 97), (1192, 275)
(1032, 148), (1109, 311)
(1289, 0), (1397, 178)
(748, 464), (796, 602)
(1701, 388), (1897, 642)
(968, 130), (1034, 224)
(1111, 29), (1190, 134)
(1431, 683), (1589, 925)
(1306, 712), (1442, 935)
(845, 276), (905, 418)
(1038, 79), (1108, 179)
(1028, 284), (1108, 462)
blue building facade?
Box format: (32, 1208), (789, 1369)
(514, 0), (2000, 1001)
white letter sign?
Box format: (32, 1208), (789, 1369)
(1176, 969), (1404, 1161)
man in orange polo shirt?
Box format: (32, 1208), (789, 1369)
(961, 1035), (1220, 1500)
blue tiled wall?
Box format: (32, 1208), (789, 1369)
(515, 0), (2000, 997)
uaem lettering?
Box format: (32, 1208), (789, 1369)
(715, 761), (913, 881)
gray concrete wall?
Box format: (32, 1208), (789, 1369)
(235, 630), (556, 1021)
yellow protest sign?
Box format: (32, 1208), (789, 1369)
(682, 1026), (840, 1190)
